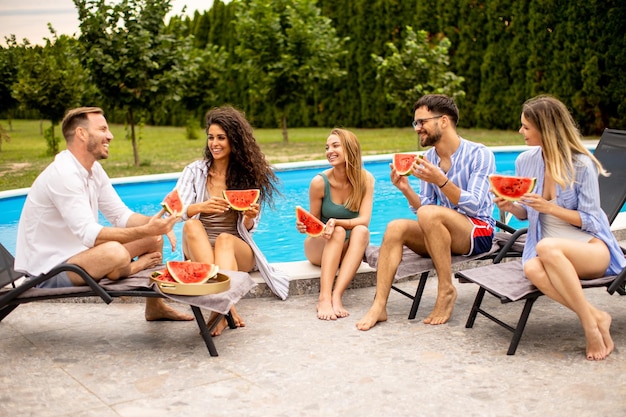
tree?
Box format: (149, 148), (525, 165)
(75, 0), (194, 166)
(0, 36), (23, 130)
(11, 29), (88, 155)
(372, 26), (465, 117)
(233, 0), (347, 143)
(0, 123), (9, 152)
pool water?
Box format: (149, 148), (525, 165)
(0, 151), (530, 263)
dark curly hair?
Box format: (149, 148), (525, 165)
(203, 106), (280, 206)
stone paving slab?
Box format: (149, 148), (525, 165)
(1, 277), (625, 417)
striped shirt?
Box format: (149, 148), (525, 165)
(416, 138), (496, 229)
(516, 147), (626, 275)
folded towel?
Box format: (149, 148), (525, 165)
(457, 260), (617, 301)
(364, 243), (500, 280)
(9, 266), (256, 315)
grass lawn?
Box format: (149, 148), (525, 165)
(0, 118), (548, 192)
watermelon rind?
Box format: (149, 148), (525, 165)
(166, 261), (219, 285)
(151, 269), (176, 282)
(489, 174), (537, 202)
(223, 189), (260, 211)
(161, 188), (183, 217)
(393, 153), (418, 176)
(295, 206), (325, 237)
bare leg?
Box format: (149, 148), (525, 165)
(182, 219), (215, 264)
(318, 228), (348, 320)
(526, 238), (612, 360)
(356, 219), (425, 331)
(331, 225), (370, 318)
(417, 206), (472, 325)
(204, 233), (253, 335)
(305, 234), (337, 320)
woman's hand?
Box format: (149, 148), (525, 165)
(493, 195), (517, 213)
(295, 219), (307, 234)
(199, 196), (230, 214)
(322, 218), (336, 240)
(243, 203), (260, 221)
(519, 193), (553, 214)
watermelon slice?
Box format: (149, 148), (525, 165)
(489, 174), (537, 202)
(393, 153), (418, 176)
(166, 261), (219, 284)
(151, 268), (176, 282)
(295, 206), (325, 237)
(223, 189), (261, 211)
(161, 188), (183, 216)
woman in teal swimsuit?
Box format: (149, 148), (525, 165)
(296, 128), (375, 320)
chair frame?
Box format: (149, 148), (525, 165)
(456, 128), (626, 355)
(0, 243), (236, 357)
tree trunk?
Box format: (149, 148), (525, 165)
(129, 108), (140, 167)
(281, 111), (289, 144)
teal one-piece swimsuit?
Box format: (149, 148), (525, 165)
(319, 172), (359, 238)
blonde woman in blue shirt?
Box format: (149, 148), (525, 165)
(495, 95), (626, 360)
(297, 128), (375, 320)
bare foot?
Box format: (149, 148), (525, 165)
(205, 306), (245, 337)
(597, 311), (614, 357)
(332, 297), (350, 319)
(144, 298), (194, 321)
(356, 305), (387, 331)
(211, 318), (229, 336)
(423, 286), (457, 325)
(205, 312), (229, 336)
(317, 300), (337, 320)
(584, 325), (608, 361)
(131, 252), (162, 275)
(229, 305), (246, 328)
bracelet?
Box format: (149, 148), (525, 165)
(439, 179), (449, 188)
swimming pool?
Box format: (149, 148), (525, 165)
(0, 147), (535, 263)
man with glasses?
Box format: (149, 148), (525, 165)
(357, 94), (496, 330)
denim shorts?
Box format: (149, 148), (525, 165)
(35, 271), (73, 288)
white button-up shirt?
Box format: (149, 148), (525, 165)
(15, 150), (133, 276)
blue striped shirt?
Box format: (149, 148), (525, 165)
(516, 147), (626, 275)
(416, 138), (496, 229)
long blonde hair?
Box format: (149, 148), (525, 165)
(331, 128), (367, 212)
(522, 95), (606, 188)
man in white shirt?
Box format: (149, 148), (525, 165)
(15, 107), (192, 321)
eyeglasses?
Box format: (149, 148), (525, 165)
(412, 115), (443, 129)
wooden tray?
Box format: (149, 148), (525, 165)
(151, 272), (230, 296)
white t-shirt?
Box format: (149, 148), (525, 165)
(14, 150), (133, 276)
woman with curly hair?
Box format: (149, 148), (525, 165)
(296, 128), (375, 320)
(175, 106), (287, 335)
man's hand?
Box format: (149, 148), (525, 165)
(146, 208), (179, 236)
(390, 163), (411, 191)
(412, 157), (446, 187)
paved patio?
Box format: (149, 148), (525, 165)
(1, 270), (625, 417)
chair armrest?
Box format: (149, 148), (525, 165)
(493, 227), (528, 264)
(495, 219), (517, 234)
(0, 264), (113, 306)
